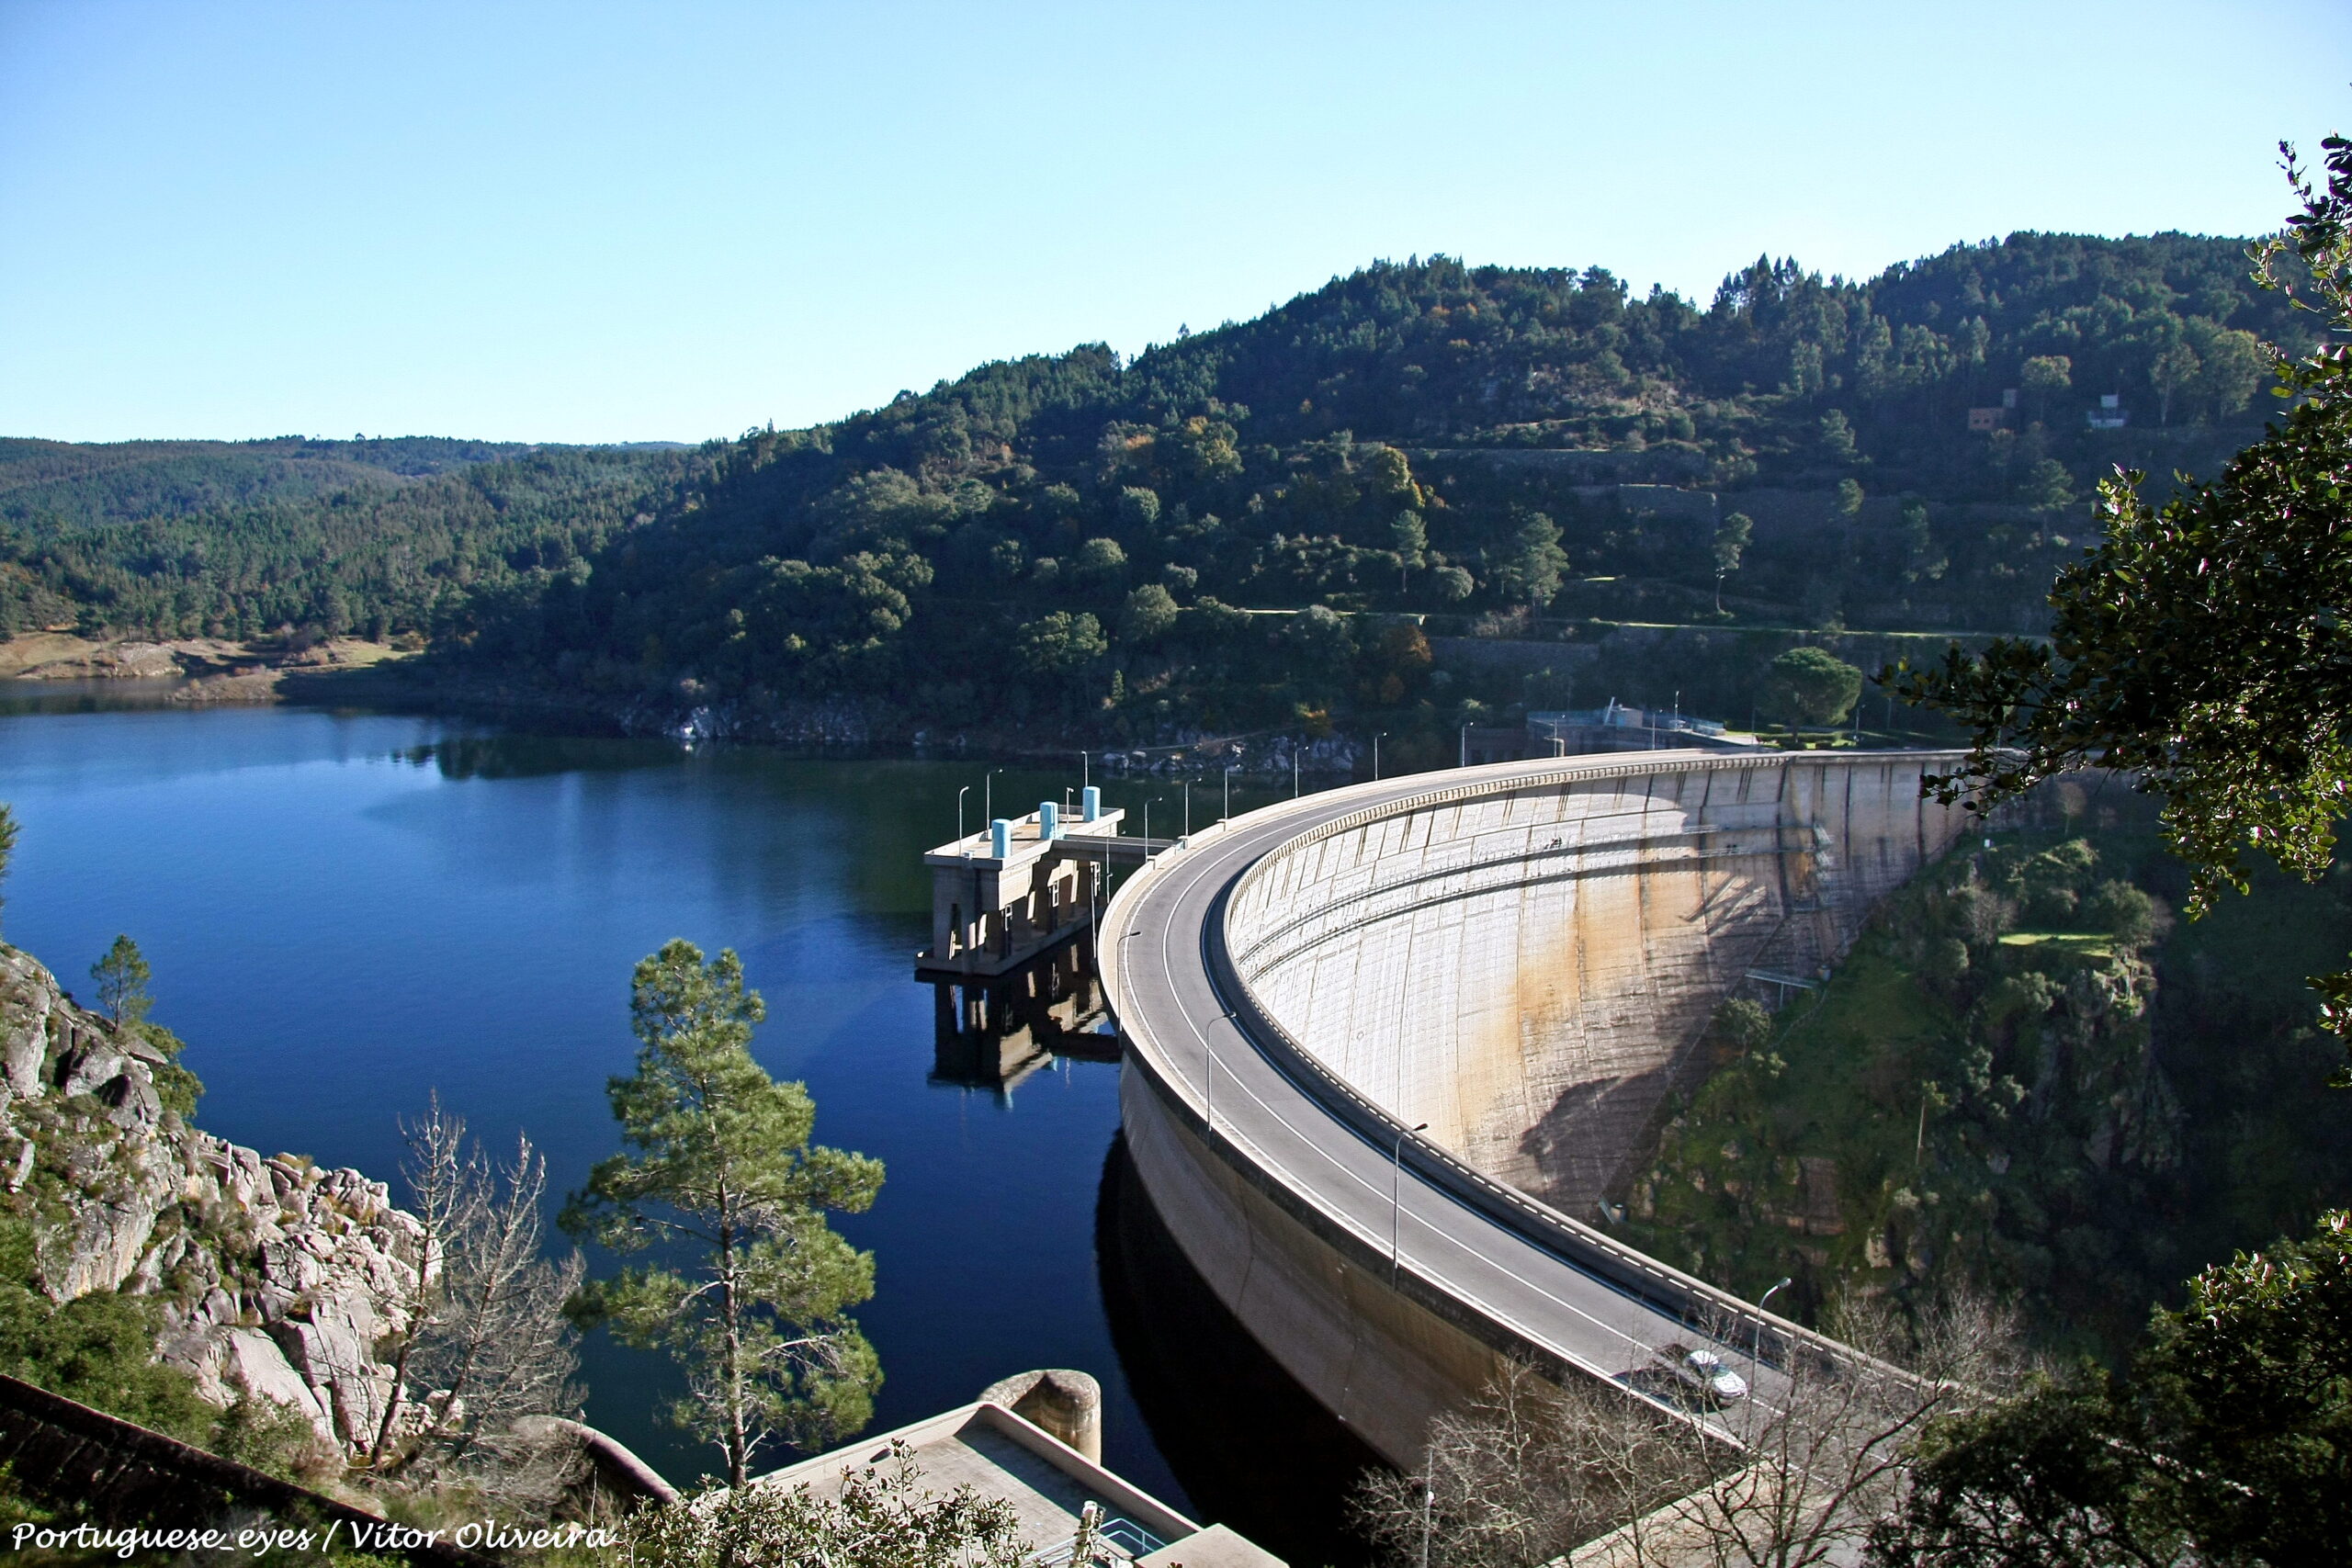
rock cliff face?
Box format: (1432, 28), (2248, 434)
(0, 944), (422, 1450)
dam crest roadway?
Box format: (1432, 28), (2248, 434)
(1094, 750), (1973, 1465)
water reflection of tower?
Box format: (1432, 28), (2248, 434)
(928, 934), (1121, 1095)
(1093, 1135), (1383, 1568)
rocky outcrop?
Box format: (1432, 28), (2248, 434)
(0, 945), (424, 1451)
(8, 640), (187, 680)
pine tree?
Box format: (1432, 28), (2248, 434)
(1390, 510), (1427, 592)
(1712, 512), (1752, 612)
(90, 934), (153, 1026)
(563, 940), (884, 1485)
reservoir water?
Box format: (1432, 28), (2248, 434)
(0, 687), (1376, 1560)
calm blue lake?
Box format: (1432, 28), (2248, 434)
(0, 686), (1377, 1552)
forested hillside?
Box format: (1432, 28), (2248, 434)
(1622, 795), (2352, 1362)
(5, 231), (2309, 751)
(0, 436), (696, 642)
(435, 231), (2309, 749)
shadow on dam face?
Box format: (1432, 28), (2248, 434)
(1095, 1134), (1385, 1568)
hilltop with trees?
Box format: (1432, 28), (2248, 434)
(430, 231), (2307, 753)
(0, 436), (699, 644)
(0, 231), (2313, 758)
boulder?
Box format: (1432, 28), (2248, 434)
(258, 1236), (323, 1295)
(0, 956), (54, 1099)
(98, 1071), (161, 1134)
(120, 1034), (170, 1067)
(273, 1296), (393, 1447)
(226, 1327), (331, 1435)
(40, 1183), (166, 1300)
(58, 1043), (127, 1100)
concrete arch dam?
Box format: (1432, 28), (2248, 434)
(1102, 750), (1972, 1466)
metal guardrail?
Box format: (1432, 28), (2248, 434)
(1029, 1514), (1168, 1565)
(1103, 752), (1970, 1392)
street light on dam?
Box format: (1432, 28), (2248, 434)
(1391, 1121), (1429, 1280)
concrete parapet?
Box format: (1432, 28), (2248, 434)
(509, 1415), (679, 1512)
(1137, 1524), (1287, 1568)
(1118, 1065), (1515, 1466)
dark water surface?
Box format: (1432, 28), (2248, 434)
(0, 691), (1375, 1554)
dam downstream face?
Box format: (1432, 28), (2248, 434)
(1223, 758), (1969, 1215)
(1094, 1135), (1384, 1567)
(1108, 752), (1973, 1465)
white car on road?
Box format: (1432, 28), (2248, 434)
(1657, 1344), (1748, 1406)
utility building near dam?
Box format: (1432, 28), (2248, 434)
(919, 786), (1167, 977)
(1100, 750), (1973, 1465)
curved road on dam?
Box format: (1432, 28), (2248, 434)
(1101, 750), (1955, 1446)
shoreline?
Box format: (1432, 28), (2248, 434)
(0, 638), (1374, 778)
(2, 633), (1889, 774)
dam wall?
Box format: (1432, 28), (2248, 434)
(1117, 1068), (1516, 1467)
(1221, 753), (1973, 1214)
(1104, 751), (1976, 1466)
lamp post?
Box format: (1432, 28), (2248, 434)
(1223, 764), (1236, 823)
(1080, 750), (1089, 792)
(1182, 780), (1191, 838)
(1293, 750), (1300, 799)
(1117, 925), (1142, 1009)
(1391, 1121), (1430, 1280)
(956, 785), (971, 854)
(1751, 1275), (1792, 1427)
(983, 767), (1004, 825)
(1459, 722), (1470, 769)
(1374, 731), (1387, 781)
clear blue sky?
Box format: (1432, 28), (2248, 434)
(3, 1), (2346, 445)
